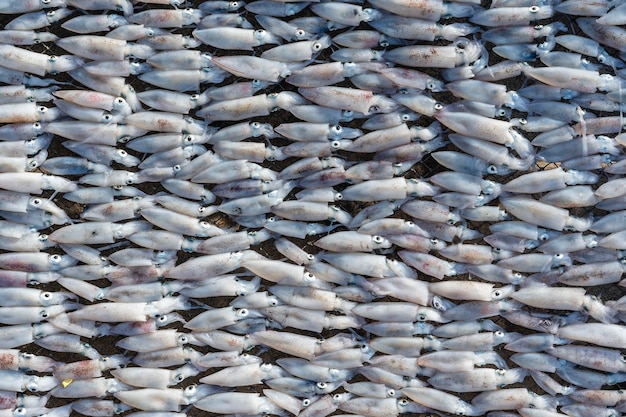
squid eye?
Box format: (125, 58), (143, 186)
(251, 121), (261, 129)
(31, 198), (42, 206)
(184, 385), (197, 395)
(158, 315), (167, 323)
(335, 193), (343, 201)
(554, 253), (564, 259)
(302, 399), (311, 406)
(40, 310), (49, 318)
(401, 113), (411, 121)
(398, 399), (409, 406)
(117, 149), (127, 157)
(174, 374), (184, 383)
(295, 29), (306, 37)
(103, 114), (112, 122)
(492, 290), (503, 299)
(496, 109), (506, 117)
(333, 394), (342, 400)
(332, 124), (342, 133)
(379, 40), (389, 47)
(529, 5), (539, 12)
(434, 103), (443, 110)
(430, 238), (439, 245)
(487, 165), (498, 174)
(387, 389), (395, 397)
(317, 382), (327, 389)
(42, 0), (51, 5)
(38, 106), (47, 113)
(312, 42), (323, 51)
(495, 330), (504, 337)
(115, 97), (125, 105)
(178, 335), (188, 344)
(238, 308), (249, 317)
(50, 254), (62, 264)
(331, 140), (341, 149)
(42, 292), (52, 299)
(173, 165), (181, 172)
(373, 235), (384, 243)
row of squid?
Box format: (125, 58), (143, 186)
(0, 0), (626, 417)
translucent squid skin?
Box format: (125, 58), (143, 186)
(384, 39), (482, 68)
(512, 286), (617, 323)
(165, 251), (261, 281)
(52, 355), (128, 380)
(0, 288), (74, 307)
(66, 297), (191, 323)
(298, 86), (399, 115)
(0, 370), (59, 393)
(0, 349), (58, 372)
(70, 399), (132, 417)
(197, 92), (304, 121)
(48, 221), (150, 245)
(115, 385), (218, 411)
(194, 391), (286, 415)
(427, 368), (528, 393)
(128, 8), (204, 28)
(199, 363), (286, 387)
(0, 253), (75, 273)
(578, 17), (626, 53)
(56, 36), (154, 62)
(0, 323), (61, 349)
(471, 388), (557, 412)
(501, 196), (592, 232)
(111, 364), (200, 388)
(556, 323), (626, 349)
(548, 345), (626, 373)
(402, 387), (482, 416)
(194, 27), (281, 51)
(61, 13), (127, 34)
